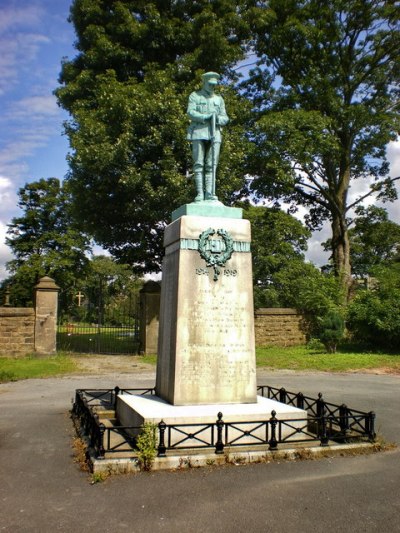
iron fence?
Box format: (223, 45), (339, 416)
(73, 385), (376, 460)
(58, 287), (140, 355)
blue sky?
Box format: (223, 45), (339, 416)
(0, 0), (75, 279)
(0, 0), (399, 281)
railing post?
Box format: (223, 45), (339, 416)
(318, 402), (329, 447)
(215, 412), (224, 454)
(279, 387), (287, 404)
(114, 386), (120, 409)
(83, 397), (90, 433)
(158, 420), (167, 457)
(296, 392), (304, 410)
(366, 411), (376, 441)
(316, 392), (324, 417)
(98, 423), (106, 459)
(339, 404), (349, 441)
(268, 410), (278, 451)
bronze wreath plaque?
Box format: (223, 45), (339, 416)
(198, 228), (234, 281)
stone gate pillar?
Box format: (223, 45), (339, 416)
(139, 281), (161, 354)
(34, 276), (60, 354)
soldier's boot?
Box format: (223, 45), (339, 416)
(194, 173), (204, 202)
(204, 174), (217, 201)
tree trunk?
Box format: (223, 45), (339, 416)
(331, 214), (352, 303)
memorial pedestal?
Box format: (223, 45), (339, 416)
(117, 394), (307, 446)
(115, 206), (307, 447)
(156, 213), (256, 405)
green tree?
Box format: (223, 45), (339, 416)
(349, 205), (400, 278)
(317, 310), (345, 354)
(241, 203), (311, 307)
(62, 255), (142, 324)
(6, 178), (91, 306)
(245, 0), (400, 301)
(55, 0), (253, 273)
(347, 263), (400, 350)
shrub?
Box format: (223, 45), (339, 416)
(317, 310), (345, 353)
(347, 265), (400, 350)
(136, 422), (158, 471)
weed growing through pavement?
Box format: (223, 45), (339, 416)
(136, 422), (158, 471)
(72, 437), (90, 473)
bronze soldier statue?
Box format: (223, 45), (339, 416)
(187, 72), (229, 202)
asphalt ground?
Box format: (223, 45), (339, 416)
(0, 369), (399, 533)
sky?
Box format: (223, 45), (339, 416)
(0, 0), (399, 282)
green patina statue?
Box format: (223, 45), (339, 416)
(187, 72), (229, 203)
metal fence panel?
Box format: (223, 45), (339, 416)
(57, 285), (140, 355)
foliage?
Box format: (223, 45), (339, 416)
(270, 260), (343, 313)
(56, 0), (253, 273)
(59, 255), (143, 324)
(349, 206), (400, 277)
(259, 259), (345, 339)
(136, 422), (158, 471)
(241, 203), (311, 307)
(0, 355), (77, 383)
(256, 345), (400, 371)
(347, 264), (400, 350)
(316, 310), (345, 354)
(245, 0), (400, 300)
(5, 178), (91, 306)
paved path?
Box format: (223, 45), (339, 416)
(0, 370), (399, 532)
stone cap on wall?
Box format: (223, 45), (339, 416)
(35, 276), (60, 291)
(0, 308), (35, 317)
(255, 308), (302, 315)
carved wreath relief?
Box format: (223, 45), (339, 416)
(198, 228), (234, 281)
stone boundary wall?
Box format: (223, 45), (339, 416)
(254, 308), (308, 347)
(0, 276), (59, 357)
(0, 308), (35, 356)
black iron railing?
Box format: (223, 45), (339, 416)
(72, 386), (376, 460)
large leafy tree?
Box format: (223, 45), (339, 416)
(347, 263), (400, 350)
(60, 255), (142, 323)
(245, 0), (400, 301)
(241, 203), (311, 306)
(5, 178), (91, 306)
(349, 205), (400, 277)
(56, 0), (253, 273)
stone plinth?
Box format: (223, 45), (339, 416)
(172, 202), (243, 221)
(116, 394), (307, 446)
(156, 215), (256, 405)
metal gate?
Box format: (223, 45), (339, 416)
(57, 283), (140, 355)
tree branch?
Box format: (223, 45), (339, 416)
(346, 176), (400, 212)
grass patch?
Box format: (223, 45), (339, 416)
(256, 345), (400, 372)
(57, 330), (139, 355)
(140, 353), (157, 366)
(0, 354), (77, 383)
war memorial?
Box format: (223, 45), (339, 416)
(116, 73), (306, 444)
(73, 73), (376, 469)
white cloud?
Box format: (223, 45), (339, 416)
(0, 32), (50, 95)
(0, 221), (13, 281)
(11, 95), (59, 119)
(0, 5), (43, 33)
(0, 176), (18, 225)
(0, 93), (62, 183)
